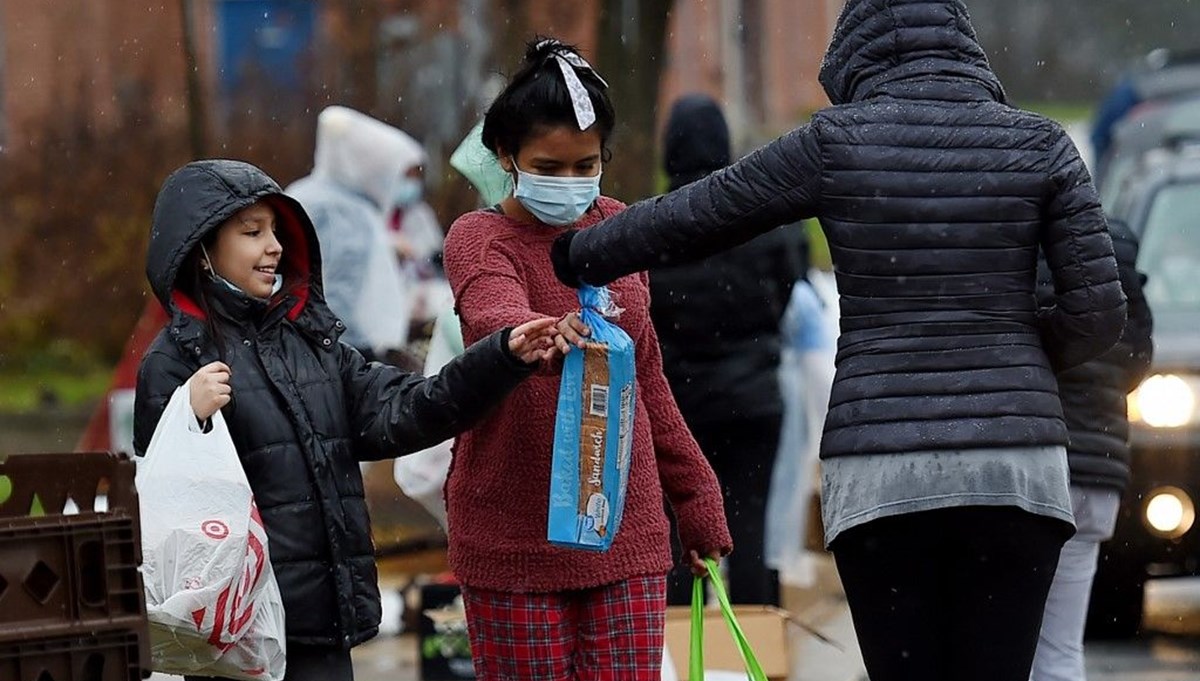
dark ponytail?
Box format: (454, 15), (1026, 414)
(482, 38), (616, 160)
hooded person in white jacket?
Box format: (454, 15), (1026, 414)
(393, 119), (512, 530)
(287, 106), (445, 358)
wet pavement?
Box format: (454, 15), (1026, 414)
(147, 571), (1200, 681)
(1086, 636), (1200, 681)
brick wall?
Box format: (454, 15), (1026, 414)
(1, 0), (838, 156)
(660, 0), (841, 149)
(1, 0), (190, 156)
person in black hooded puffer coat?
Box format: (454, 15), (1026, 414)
(1031, 219), (1153, 681)
(134, 160), (558, 681)
(651, 94), (805, 607)
(551, 1), (1128, 679)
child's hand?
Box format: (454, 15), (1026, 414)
(190, 361), (232, 421)
(509, 318), (560, 364)
(688, 549), (724, 577)
(554, 312), (590, 355)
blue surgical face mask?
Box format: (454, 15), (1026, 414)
(391, 176), (423, 208)
(201, 244), (283, 300)
(512, 160), (602, 227)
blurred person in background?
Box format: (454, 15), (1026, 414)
(651, 94), (806, 607)
(386, 134), (450, 339)
(1091, 48), (1200, 178)
(287, 106), (442, 366)
(393, 117), (520, 529)
(385, 122), (512, 637)
(394, 118), (518, 531)
(764, 264), (837, 587)
(1031, 219), (1154, 681)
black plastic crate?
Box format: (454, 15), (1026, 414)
(0, 629), (145, 681)
(0, 513), (145, 643)
(0, 453), (140, 522)
(0, 453), (148, 671)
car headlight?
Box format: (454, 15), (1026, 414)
(1128, 374), (1199, 428)
(1143, 486), (1196, 539)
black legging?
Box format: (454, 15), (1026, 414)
(831, 506), (1073, 681)
(667, 415), (782, 606)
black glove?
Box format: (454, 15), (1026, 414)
(551, 229), (583, 288)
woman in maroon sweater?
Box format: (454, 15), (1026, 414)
(442, 40), (732, 680)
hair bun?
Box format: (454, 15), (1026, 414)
(482, 35), (615, 156)
(525, 37), (576, 66)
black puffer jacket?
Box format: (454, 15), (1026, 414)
(1038, 220), (1154, 490)
(134, 160), (532, 648)
(651, 95), (806, 425)
(559, 0), (1127, 458)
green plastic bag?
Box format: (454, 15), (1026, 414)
(449, 119), (513, 206)
(690, 558), (769, 681)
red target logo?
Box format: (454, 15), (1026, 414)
(201, 520), (230, 540)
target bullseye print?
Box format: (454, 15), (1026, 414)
(202, 520), (231, 540)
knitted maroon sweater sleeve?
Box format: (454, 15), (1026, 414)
(633, 274), (734, 558)
(445, 216), (545, 337)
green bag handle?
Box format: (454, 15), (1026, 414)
(689, 558), (769, 681)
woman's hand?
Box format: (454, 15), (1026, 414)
(688, 549), (724, 577)
(553, 312), (591, 355)
(508, 317), (560, 364)
(190, 361), (232, 421)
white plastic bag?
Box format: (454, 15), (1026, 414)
(394, 304), (464, 531)
(137, 382), (287, 680)
(394, 441), (453, 531)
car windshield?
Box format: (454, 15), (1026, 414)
(1138, 181), (1200, 328)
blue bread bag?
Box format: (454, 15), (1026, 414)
(547, 285), (637, 551)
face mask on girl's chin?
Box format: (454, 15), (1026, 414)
(209, 271), (284, 300)
(201, 244), (284, 301)
(512, 161), (602, 227)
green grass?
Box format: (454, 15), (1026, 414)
(805, 220), (832, 270)
(1019, 101), (1096, 126)
(0, 368), (111, 414)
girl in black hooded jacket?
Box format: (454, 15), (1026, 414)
(134, 160), (558, 681)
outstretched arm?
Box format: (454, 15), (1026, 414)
(343, 319), (556, 461)
(554, 124), (824, 287)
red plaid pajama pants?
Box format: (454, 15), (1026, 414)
(461, 573), (668, 681)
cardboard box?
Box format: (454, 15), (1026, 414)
(663, 605), (792, 681)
